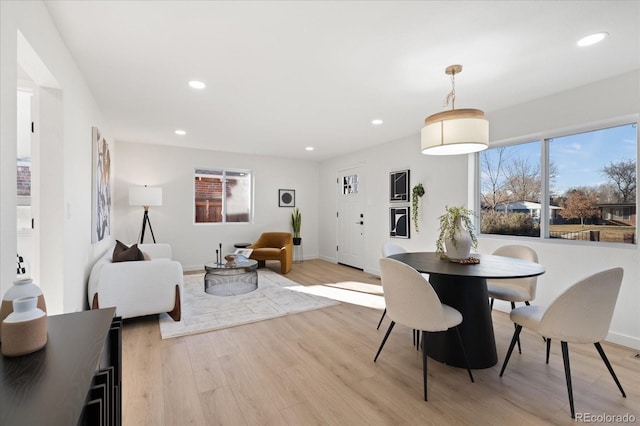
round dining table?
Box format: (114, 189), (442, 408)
(388, 252), (545, 369)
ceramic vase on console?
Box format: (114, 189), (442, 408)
(1, 296), (48, 357)
(444, 216), (472, 260)
(0, 278), (47, 342)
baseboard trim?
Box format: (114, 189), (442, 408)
(606, 331), (640, 350)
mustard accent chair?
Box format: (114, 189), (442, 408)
(248, 232), (293, 274)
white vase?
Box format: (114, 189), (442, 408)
(0, 278), (46, 342)
(444, 216), (472, 260)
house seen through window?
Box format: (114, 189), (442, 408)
(194, 168), (252, 223)
(479, 122), (637, 244)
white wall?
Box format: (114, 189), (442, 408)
(113, 141), (319, 271)
(1, 1), (113, 314)
(319, 71), (640, 349)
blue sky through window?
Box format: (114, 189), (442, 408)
(550, 123), (637, 195)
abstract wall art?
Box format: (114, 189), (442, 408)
(390, 170), (410, 202)
(91, 127), (111, 243)
(390, 206), (410, 238)
(279, 189), (295, 207)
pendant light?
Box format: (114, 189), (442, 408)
(421, 65), (489, 155)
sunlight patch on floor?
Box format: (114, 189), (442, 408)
(288, 281), (385, 309)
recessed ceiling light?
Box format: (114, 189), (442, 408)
(188, 80), (206, 89)
(372, 119), (383, 125)
(175, 129), (186, 135)
(305, 146), (314, 151)
(577, 32), (608, 47)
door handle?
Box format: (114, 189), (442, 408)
(355, 221), (363, 225)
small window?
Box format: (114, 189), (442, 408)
(194, 168), (252, 223)
(343, 174), (359, 195)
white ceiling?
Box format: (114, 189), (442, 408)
(44, 1), (639, 161)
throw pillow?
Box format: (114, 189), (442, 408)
(112, 240), (145, 262)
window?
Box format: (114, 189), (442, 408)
(194, 168), (252, 223)
(343, 174), (359, 195)
(479, 122), (637, 244)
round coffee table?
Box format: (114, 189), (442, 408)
(204, 258), (259, 296)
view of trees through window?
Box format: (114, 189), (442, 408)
(194, 169), (252, 223)
(480, 123), (637, 244)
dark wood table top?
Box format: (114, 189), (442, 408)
(0, 308), (116, 426)
(389, 252), (545, 279)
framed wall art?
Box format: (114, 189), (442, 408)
(91, 127), (111, 243)
(279, 189), (295, 207)
(390, 169), (410, 202)
(390, 206), (410, 238)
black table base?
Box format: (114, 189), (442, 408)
(424, 274), (497, 369)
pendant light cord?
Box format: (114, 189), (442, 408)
(443, 70), (456, 110)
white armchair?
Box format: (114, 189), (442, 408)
(88, 243), (183, 321)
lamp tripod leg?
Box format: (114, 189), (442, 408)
(147, 214), (157, 243)
(140, 208), (157, 244)
(140, 210), (148, 244)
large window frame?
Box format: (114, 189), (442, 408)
(475, 117), (638, 247)
(194, 168), (253, 224)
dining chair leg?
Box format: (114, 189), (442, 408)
(453, 326), (474, 383)
(499, 324), (522, 377)
(376, 308), (386, 330)
(421, 330), (428, 401)
(490, 297), (494, 310)
(560, 341), (576, 419)
(374, 321), (395, 362)
(546, 338), (551, 364)
(415, 329), (420, 351)
(511, 302), (522, 354)
(594, 342), (626, 397)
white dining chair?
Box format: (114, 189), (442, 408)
(499, 267), (626, 419)
(377, 243), (408, 330)
(487, 244), (539, 353)
(374, 258), (474, 401)
(487, 244), (539, 309)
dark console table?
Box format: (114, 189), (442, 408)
(0, 308), (122, 426)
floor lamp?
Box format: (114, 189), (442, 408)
(129, 185), (163, 244)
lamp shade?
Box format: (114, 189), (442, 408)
(129, 186), (162, 207)
(421, 108), (489, 155)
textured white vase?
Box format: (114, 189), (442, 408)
(444, 216), (472, 260)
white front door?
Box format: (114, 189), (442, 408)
(336, 165), (365, 269)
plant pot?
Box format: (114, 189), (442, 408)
(444, 217), (472, 260)
(293, 237), (302, 246)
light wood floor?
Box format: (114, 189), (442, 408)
(122, 260), (640, 425)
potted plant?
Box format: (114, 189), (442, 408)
(435, 205), (478, 259)
(291, 208), (302, 245)
(412, 183), (425, 232)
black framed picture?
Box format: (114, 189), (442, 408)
(390, 206), (410, 238)
(390, 170), (410, 202)
(279, 189), (295, 207)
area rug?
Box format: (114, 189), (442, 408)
(158, 269), (340, 339)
